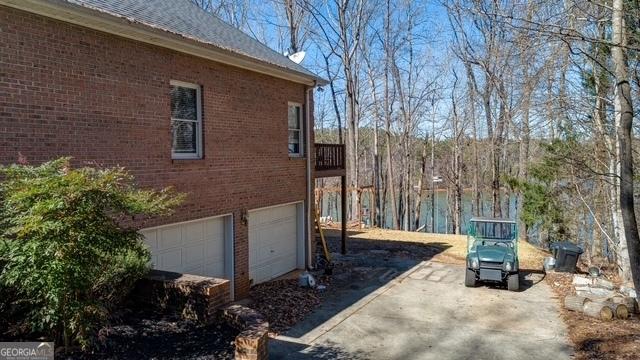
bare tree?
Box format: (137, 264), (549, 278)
(612, 0), (640, 289)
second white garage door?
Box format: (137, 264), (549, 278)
(249, 203), (300, 285)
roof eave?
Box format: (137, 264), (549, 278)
(0, 0), (327, 86)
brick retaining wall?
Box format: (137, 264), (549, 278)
(131, 269), (231, 323)
(221, 305), (269, 360)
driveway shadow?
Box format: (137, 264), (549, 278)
(280, 235), (450, 339)
(270, 337), (369, 360)
(473, 268), (545, 293)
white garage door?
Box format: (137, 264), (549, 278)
(249, 203), (300, 285)
(140, 216), (227, 278)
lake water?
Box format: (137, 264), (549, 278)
(319, 189), (518, 235)
(319, 188), (599, 252)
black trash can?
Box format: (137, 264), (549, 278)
(550, 241), (583, 272)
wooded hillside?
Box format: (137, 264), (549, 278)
(193, 0), (640, 290)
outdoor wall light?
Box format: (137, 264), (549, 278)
(240, 209), (248, 225)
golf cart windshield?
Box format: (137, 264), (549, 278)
(467, 218), (518, 253)
(469, 219), (516, 241)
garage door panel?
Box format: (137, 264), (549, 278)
(205, 262), (225, 278)
(205, 218), (224, 238)
(157, 248), (182, 270)
(182, 221), (205, 243)
(141, 216), (228, 280)
(141, 229), (158, 250)
(249, 203), (299, 285)
(183, 263), (205, 276)
(159, 226), (181, 250)
(250, 263), (271, 285)
(271, 256), (296, 279)
(182, 242), (206, 266)
(253, 244), (272, 266)
(206, 241), (225, 262)
(150, 254), (159, 268)
(253, 206), (296, 226)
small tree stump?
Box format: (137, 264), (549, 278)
(583, 301), (614, 321)
(564, 295), (591, 312)
(605, 301), (630, 319)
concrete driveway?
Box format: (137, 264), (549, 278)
(271, 260), (572, 360)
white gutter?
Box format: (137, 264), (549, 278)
(0, 0), (327, 86)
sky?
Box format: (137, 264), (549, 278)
(212, 0), (457, 138)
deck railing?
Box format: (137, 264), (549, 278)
(314, 143), (345, 171)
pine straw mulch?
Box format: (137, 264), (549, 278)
(546, 268), (640, 360)
(249, 279), (323, 335)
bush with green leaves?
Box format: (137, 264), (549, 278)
(507, 139), (574, 243)
(0, 158), (184, 349)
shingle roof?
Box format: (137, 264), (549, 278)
(62, 0), (323, 83)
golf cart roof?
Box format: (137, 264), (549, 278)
(470, 217), (516, 224)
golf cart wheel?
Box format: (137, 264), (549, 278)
(465, 268), (477, 287)
(507, 273), (519, 291)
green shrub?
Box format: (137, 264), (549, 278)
(0, 158), (184, 349)
(506, 139), (571, 243)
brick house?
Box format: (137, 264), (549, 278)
(0, 0), (346, 299)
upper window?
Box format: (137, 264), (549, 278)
(170, 81), (202, 159)
(288, 103), (303, 156)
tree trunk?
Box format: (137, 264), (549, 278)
(383, 0), (398, 230)
(612, 0), (640, 290)
(590, 13), (609, 260)
(517, 94), (530, 241)
(323, 53), (343, 144)
(451, 73), (462, 234)
(414, 135), (428, 231)
(464, 63), (482, 217)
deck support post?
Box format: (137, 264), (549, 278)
(341, 174), (347, 254)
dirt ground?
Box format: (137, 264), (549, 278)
(322, 227), (546, 269)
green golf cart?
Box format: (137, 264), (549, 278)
(465, 217), (519, 291)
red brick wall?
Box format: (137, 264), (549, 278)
(0, 6), (314, 298)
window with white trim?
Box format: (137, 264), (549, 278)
(288, 103), (303, 156)
(170, 81), (202, 159)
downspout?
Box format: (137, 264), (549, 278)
(305, 82), (316, 269)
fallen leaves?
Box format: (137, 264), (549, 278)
(249, 279), (322, 334)
(546, 270), (640, 360)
